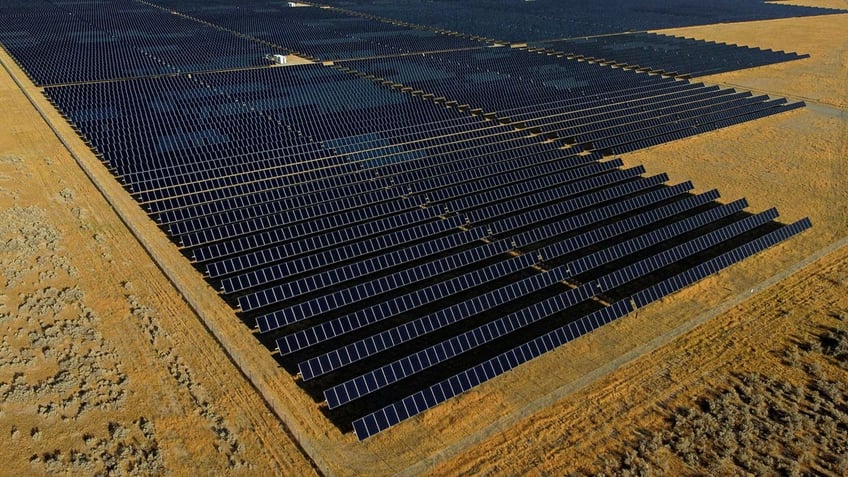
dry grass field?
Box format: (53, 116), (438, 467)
(0, 2), (846, 476)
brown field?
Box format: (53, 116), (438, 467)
(0, 2), (846, 476)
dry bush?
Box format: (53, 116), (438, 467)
(587, 324), (848, 477)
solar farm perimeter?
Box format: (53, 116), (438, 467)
(0, 1), (846, 475)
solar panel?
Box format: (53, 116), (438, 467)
(511, 185), (710, 248)
(203, 153), (606, 275)
(191, 157), (620, 263)
(316, 0), (840, 43)
(160, 128), (556, 224)
(338, 48), (804, 155)
(193, 197), (429, 263)
(205, 206), (446, 278)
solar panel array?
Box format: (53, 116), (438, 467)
(339, 48), (804, 155)
(0, 0), (287, 85)
(1, 0), (817, 441)
(354, 216), (813, 438)
(43, 62), (811, 439)
(0, 0), (826, 86)
(533, 32), (810, 78)
(316, 0), (845, 43)
(146, 0), (483, 61)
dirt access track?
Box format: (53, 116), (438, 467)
(0, 2), (846, 475)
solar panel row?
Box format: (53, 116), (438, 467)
(610, 102), (806, 155)
(552, 199), (748, 278)
(243, 224), (483, 313)
(161, 129), (564, 230)
(257, 231), (508, 324)
(288, 250), (533, 359)
(632, 218), (812, 308)
(250, 169), (660, 331)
